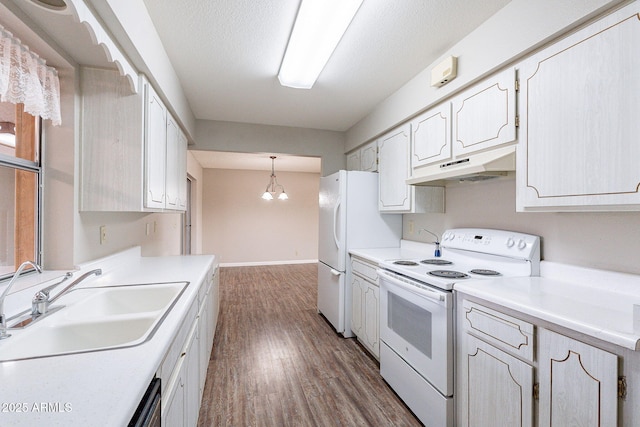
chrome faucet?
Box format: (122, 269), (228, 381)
(419, 228), (442, 258)
(31, 271), (73, 316)
(0, 261), (43, 340)
(31, 268), (102, 316)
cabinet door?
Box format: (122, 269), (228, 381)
(517, 3), (640, 211)
(351, 275), (364, 336)
(165, 115), (180, 209)
(378, 124), (413, 212)
(163, 355), (185, 427)
(198, 298), (209, 399)
(363, 282), (379, 358)
(177, 130), (188, 210)
(80, 67), (145, 211)
(346, 150), (360, 171)
(360, 140), (378, 172)
(452, 67), (516, 157)
(464, 335), (533, 427)
(145, 84), (167, 209)
(538, 328), (618, 427)
(410, 103), (451, 170)
(185, 323), (200, 427)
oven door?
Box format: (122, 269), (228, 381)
(378, 269), (453, 396)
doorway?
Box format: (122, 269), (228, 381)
(183, 176), (192, 255)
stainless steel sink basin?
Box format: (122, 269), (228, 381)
(0, 281), (188, 362)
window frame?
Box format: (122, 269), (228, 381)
(0, 116), (43, 280)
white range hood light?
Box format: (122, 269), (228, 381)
(406, 145), (516, 186)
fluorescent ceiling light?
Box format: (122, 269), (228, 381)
(278, 0), (363, 89)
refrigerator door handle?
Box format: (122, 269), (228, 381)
(330, 268), (341, 276)
(333, 200), (341, 250)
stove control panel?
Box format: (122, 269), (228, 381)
(441, 228), (540, 261)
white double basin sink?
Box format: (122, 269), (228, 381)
(0, 281), (188, 362)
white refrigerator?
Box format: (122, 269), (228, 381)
(317, 170), (402, 337)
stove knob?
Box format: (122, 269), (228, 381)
(506, 237), (515, 248)
(517, 239), (527, 250)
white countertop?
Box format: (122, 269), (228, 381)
(455, 261), (640, 351)
(0, 247), (216, 426)
(349, 240), (437, 264)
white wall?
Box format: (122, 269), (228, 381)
(194, 120), (345, 176)
(404, 178), (640, 275)
(345, 0), (626, 151)
(202, 168), (319, 265)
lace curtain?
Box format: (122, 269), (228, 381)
(0, 24), (61, 126)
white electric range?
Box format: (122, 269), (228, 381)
(377, 228), (540, 427)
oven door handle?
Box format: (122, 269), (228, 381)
(377, 269), (447, 304)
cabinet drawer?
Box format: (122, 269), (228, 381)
(462, 300), (534, 362)
(351, 257), (378, 283)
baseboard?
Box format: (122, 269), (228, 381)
(220, 259), (318, 267)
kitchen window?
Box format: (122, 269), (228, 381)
(0, 102), (41, 279)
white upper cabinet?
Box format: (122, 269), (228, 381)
(346, 150), (360, 171)
(410, 103), (452, 171)
(164, 114), (188, 210)
(378, 124), (413, 212)
(346, 140), (378, 172)
(452, 67), (517, 157)
(516, 2), (640, 211)
(145, 83), (168, 210)
(80, 67), (145, 212)
(378, 123), (445, 213)
(360, 140), (378, 172)
(80, 68), (187, 212)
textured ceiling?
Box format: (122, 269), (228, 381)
(143, 0), (511, 131)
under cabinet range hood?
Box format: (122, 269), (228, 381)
(407, 145), (516, 186)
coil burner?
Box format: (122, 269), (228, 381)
(427, 270), (469, 279)
(469, 269), (501, 276)
(420, 259), (453, 265)
(393, 260), (419, 266)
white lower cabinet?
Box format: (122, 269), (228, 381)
(465, 335), (533, 427)
(350, 256), (380, 358)
(185, 322), (200, 427)
(457, 295), (623, 427)
(538, 328), (618, 427)
(458, 300), (534, 427)
(160, 265), (219, 427)
(163, 354), (185, 427)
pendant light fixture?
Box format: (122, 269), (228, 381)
(261, 156), (288, 200)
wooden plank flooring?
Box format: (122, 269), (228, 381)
(197, 263), (422, 426)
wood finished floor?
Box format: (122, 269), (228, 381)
(197, 263), (422, 427)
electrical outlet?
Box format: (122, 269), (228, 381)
(408, 220), (414, 234)
(100, 225), (107, 244)
(145, 223), (150, 236)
